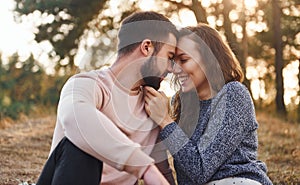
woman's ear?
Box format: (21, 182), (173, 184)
(140, 39), (153, 56)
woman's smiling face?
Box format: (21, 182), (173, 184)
(174, 37), (211, 99)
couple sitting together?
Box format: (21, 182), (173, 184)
(36, 11), (273, 185)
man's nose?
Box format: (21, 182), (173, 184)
(167, 62), (174, 73)
(166, 59), (175, 73)
(172, 63), (182, 74)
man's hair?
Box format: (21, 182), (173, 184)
(117, 11), (178, 57)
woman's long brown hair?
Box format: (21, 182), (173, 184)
(172, 23), (244, 124)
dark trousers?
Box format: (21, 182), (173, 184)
(36, 137), (103, 185)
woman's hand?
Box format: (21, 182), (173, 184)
(144, 86), (174, 129)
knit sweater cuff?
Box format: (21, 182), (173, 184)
(160, 122), (177, 140)
(159, 122), (189, 154)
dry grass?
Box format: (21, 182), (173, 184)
(0, 116), (55, 185)
(0, 111), (299, 185)
(256, 112), (300, 184)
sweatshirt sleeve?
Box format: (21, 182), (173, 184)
(57, 74), (154, 178)
(160, 82), (257, 184)
(150, 137), (176, 185)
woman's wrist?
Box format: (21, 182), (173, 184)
(160, 117), (174, 129)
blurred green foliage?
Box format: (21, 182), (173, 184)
(0, 54), (69, 120)
(14, 0), (108, 72)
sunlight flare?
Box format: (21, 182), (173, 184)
(244, 0), (258, 8)
(139, 0), (156, 11)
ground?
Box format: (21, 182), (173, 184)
(0, 112), (299, 185)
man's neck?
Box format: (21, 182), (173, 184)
(110, 56), (145, 95)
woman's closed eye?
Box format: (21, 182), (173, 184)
(175, 52), (190, 65)
(179, 58), (189, 64)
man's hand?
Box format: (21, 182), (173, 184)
(144, 86), (174, 129)
(143, 164), (170, 185)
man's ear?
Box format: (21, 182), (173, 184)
(140, 39), (153, 56)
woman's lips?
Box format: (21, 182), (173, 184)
(178, 75), (189, 85)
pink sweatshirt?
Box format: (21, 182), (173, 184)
(50, 69), (165, 185)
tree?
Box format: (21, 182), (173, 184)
(272, 0), (286, 115)
(0, 53), (45, 119)
(14, 0), (108, 74)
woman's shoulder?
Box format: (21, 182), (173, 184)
(224, 81), (247, 91)
(216, 81), (251, 102)
(224, 81), (249, 96)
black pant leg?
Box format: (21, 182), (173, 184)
(36, 138), (66, 185)
(36, 137), (103, 185)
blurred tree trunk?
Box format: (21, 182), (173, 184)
(165, 0), (208, 23)
(298, 58), (300, 121)
(222, 0), (237, 51)
(272, 0), (286, 115)
(240, 1), (251, 95)
(191, 0), (207, 23)
(222, 0), (251, 92)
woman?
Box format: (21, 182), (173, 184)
(144, 23), (273, 185)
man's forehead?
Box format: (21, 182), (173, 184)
(162, 43), (176, 56)
(158, 33), (176, 56)
(163, 33), (177, 47)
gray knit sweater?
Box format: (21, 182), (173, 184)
(160, 81), (273, 185)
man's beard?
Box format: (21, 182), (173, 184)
(140, 56), (163, 90)
(142, 76), (162, 90)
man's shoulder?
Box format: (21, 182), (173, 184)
(69, 69), (112, 86)
(65, 69), (112, 94)
(73, 69), (109, 80)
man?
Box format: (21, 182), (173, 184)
(36, 11), (177, 185)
